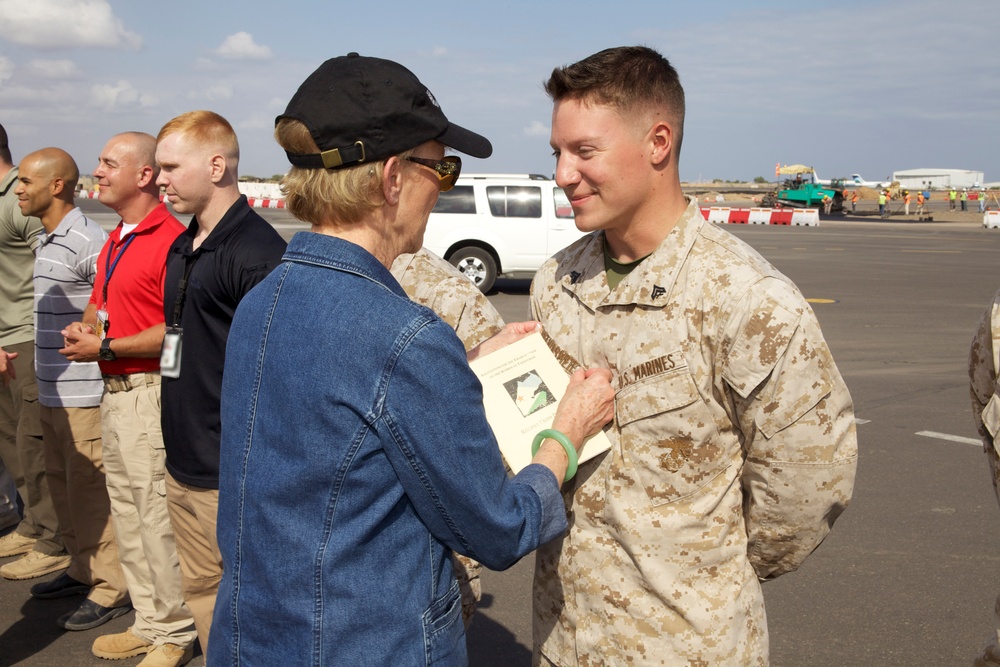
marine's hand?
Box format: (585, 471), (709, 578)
(552, 367), (615, 448)
(467, 321), (540, 362)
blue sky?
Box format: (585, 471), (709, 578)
(0, 0), (995, 184)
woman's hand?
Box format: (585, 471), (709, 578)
(551, 368), (615, 448)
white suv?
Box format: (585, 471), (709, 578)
(421, 174), (588, 292)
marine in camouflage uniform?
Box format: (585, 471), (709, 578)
(532, 46), (857, 666)
(529, 200), (857, 665)
(390, 247), (505, 628)
(969, 287), (1000, 666)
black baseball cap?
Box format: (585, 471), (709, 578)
(277, 53), (492, 170)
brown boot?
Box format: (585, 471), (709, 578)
(137, 643), (194, 667)
(0, 551), (70, 580)
(92, 629), (154, 660)
(0, 531), (36, 558)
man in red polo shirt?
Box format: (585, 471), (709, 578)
(61, 132), (196, 667)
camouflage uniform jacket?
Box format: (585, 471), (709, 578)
(391, 248), (503, 351)
(390, 247), (505, 627)
(529, 199), (858, 666)
(971, 287), (1000, 451)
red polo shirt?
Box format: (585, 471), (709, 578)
(89, 203), (185, 375)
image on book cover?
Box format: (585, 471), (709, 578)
(504, 370), (556, 418)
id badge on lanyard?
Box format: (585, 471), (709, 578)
(163, 251), (198, 380)
(100, 233), (137, 338)
(160, 327), (183, 378)
(96, 309), (110, 339)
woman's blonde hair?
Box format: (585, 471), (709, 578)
(275, 117), (413, 226)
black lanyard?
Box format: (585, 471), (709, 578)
(101, 233), (137, 307)
(170, 251), (201, 328)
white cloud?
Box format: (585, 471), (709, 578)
(0, 0), (141, 50)
(215, 32), (272, 61)
(0, 56), (13, 82)
(88, 80), (158, 112)
(23, 59), (79, 79)
(237, 113), (275, 131)
(523, 120), (548, 137)
(188, 83), (233, 101)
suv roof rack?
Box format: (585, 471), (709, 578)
(458, 173), (551, 181)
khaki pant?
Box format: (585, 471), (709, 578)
(0, 341), (62, 555)
(165, 473), (221, 656)
(101, 374), (195, 646)
(41, 404), (128, 607)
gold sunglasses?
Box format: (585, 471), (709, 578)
(404, 155), (462, 192)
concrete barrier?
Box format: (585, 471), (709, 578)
(75, 191), (286, 210)
(706, 207), (731, 224)
(791, 209), (820, 226)
(699, 206), (821, 226)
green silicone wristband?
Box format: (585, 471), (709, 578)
(532, 429), (579, 482)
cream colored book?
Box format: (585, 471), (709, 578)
(469, 331), (612, 474)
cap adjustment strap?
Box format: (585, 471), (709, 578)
(321, 141), (366, 168)
(285, 141), (367, 170)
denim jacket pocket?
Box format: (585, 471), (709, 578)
(615, 368), (729, 507)
(421, 579), (465, 665)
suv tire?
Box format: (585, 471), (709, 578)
(449, 247), (497, 293)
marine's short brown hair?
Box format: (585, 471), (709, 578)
(545, 46), (686, 158)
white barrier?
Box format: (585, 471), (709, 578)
(76, 191), (286, 210)
(748, 208), (772, 225)
(706, 207), (730, 224)
(791, 209), (820, 226)
(985, 211), (1000, 228)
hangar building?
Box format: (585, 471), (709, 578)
(892, 168), (984, 190)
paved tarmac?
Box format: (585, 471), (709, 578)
(3, 199), (1000, 665)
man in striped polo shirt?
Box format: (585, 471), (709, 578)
(16, 147), (131, 630)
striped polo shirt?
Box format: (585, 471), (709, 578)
(33, 207), (108, 408)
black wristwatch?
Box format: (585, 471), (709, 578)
(99, 338), (117, 361)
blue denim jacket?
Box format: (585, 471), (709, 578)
(210, 232), (567, 666)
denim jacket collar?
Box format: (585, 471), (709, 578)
(283, 231), (408, 300)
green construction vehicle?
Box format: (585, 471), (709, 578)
(761, 165), (843, 210)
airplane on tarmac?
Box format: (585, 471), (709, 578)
(848, 173), (892, 188)
(810, 170), (892, 189)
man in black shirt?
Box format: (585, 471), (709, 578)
(155, 111), (285, 656)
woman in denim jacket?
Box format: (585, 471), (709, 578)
(209, 54), (614, 667)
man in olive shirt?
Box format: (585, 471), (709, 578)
(0, 122), (68, 580)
